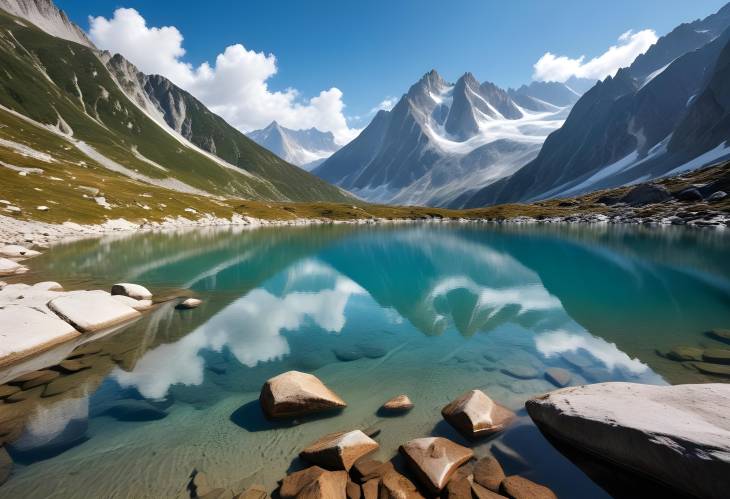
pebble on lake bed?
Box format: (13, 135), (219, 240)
(380, 394), (414, 413)
(177, 297), (202, 309)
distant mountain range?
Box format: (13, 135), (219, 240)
(247, 122), (340, 171)
(460, 3), (730, 207)
(313, 71), (589, 206)
(0, 0), (351, 204)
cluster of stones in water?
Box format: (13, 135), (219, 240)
(0, 280), (202, 487)
(659, 329), (730, 378)
(187, 370), (556, 498)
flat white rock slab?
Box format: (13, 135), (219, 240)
(526, 382), (730, 499)
(0, 245), (40, 258)
(49, 290), (141, 332)
(0, 306), (81, 367)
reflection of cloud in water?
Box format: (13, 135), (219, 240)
(12, 396), (89, 452)
(535, 329), (648, 374)
(113, 261), (365, 399)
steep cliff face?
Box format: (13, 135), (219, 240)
(0, 0), (91, 47)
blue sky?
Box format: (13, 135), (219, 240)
(58, 0), (728, 139)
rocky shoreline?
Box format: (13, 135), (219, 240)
(182, 371), (730, 499)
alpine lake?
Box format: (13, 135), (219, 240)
(1, 222), (729, 498)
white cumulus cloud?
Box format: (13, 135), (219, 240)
(88, 8), (360, 144)
(532, 29), (658, 83)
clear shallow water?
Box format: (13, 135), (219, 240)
(1, 223), (729, 498)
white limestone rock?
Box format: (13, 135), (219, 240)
(0, 257), (26, 276)
(110, 282), (152, 300)
(177, 297), (201, 309)
(112, 294), (153, 311)
(0, 244), (40, 258)
(0, 306), (81, 367)
(48, 290), (141, 332)
(526, 382), (730, 499)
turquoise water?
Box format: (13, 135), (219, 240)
(1, 223), (729, 498)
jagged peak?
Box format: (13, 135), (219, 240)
(0, 0), (94, 48)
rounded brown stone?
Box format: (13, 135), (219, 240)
(441, 390), (515, 438)
(500, 476), (556, 499)
(259, 371), (346, 419)
(300, 430), (379, 471)
(399, 437), (473, 493)
(473, 456), (505, 492)
(381, 394), (414, 413)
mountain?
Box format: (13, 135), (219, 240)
(0, 0), (351, 206)
(314, 70), (579, 207)
(461, 4), (730, 207)
(247, 121), (340, 170)
(508, 80), (586, 111)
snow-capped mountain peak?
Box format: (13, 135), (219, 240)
(314, 70), (580, 206)
(248, 121), (341, 170)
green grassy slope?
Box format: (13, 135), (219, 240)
(0, 9), (351, 203)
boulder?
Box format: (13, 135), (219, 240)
(499, 476), (556, 499)
(0, 257), (24, 276)
(333, 348), (363, 362)
(379, 471), (423, 499)
(399, 437), (473, 493)
(48, 291), (141, 332)
(526, 382), (730, 499)
(297, 470), (347, 499)
(112, 295), (154, 311)
(473, 456), (505, 492)
(620, 184), (671, 206)
(259, 371), (346, 419)
(381, 394), (414, 413)
(0, 245), (40, 258)
(664, 346), (704, 362)
(361, 479), (379, 499)
(33, 281), (63, 291)
(300, 430), (379, 470)
(544, 367), (572, 388)
(111, 283), (152, 300)
(707, 191), (727, 202)
(177, 298), (202, 310)
(702, 348), (730, 365)
(472, 483), (507, 498)
(280, 467), (328, 498)
(346, 480), (361, 499)
(351, 459), (394, 483)
(441, 390), (515, 438)
(674, 188), (703, 202)
(57, 359), (91, 373)
(0, 306), (80, 367)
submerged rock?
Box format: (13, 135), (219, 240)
(501, 366), (539, 380)
(236, 484), (267, 499)
(48, 291), (141, 332)
(381, 394), (414, 413)
(259, 371), (346, 420)
(399, 437), (473, 493)
(693, 362), (730, 377)
(299, 430), (379, 470)
(441, 389), (515, 438)
(702, 348), (730, 365)
(111, 283), (152, 300)
(544, 367), (572, 388)
(664, 346), (704, 362)
(500, 476), (556, 499)
(333, 348), (363, 362)
(526, 382), (730, 499)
